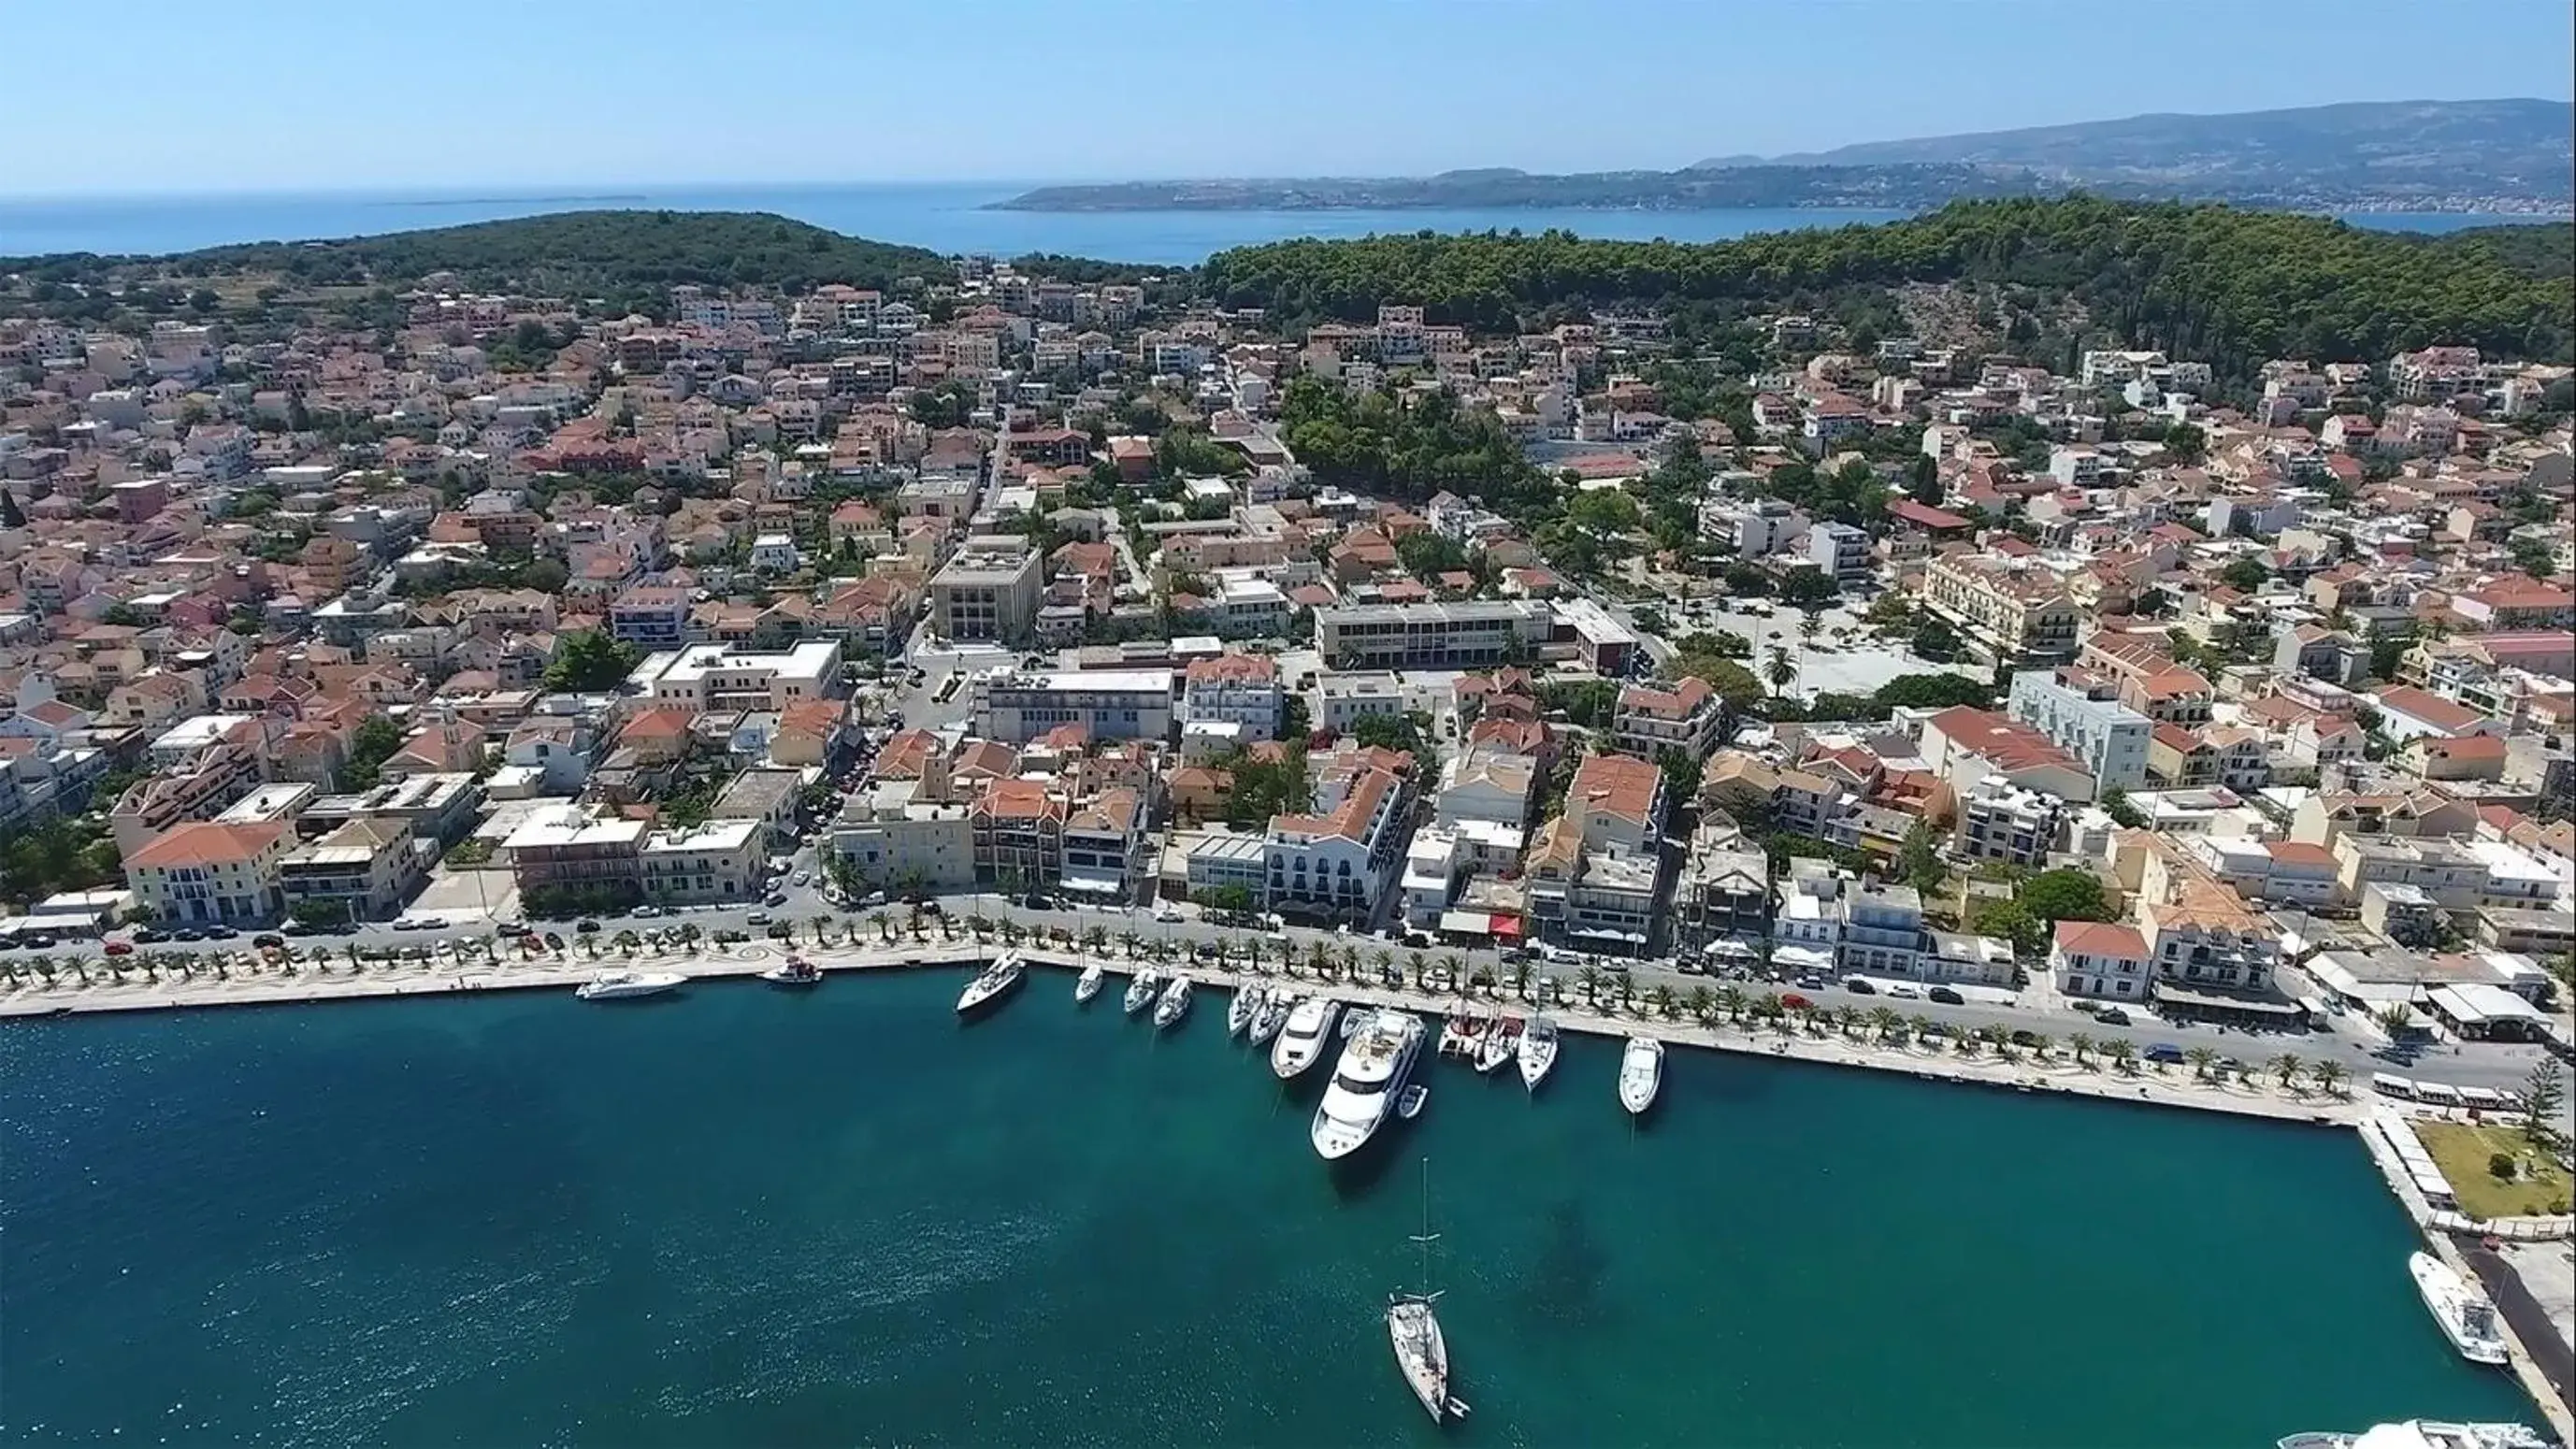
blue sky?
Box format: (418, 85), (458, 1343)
(4, 0), (2571, 194)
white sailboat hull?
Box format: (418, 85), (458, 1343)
(1388, 1298), (1451, 1423)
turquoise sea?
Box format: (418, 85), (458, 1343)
(0, 181), (2546, 264)
(0, 968), (2533, 1448)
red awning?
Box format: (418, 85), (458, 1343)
(1489, 915), (1525, 940)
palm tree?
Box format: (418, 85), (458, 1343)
(1613, 972), (1637, 1013)
(1115, 928), (1140, 959)
(810, 914), (832, 945)
(1576, 965), (1603, 1006)
(1406, 951), (1429, 989)
(1714, 984), (1745, 1025)
(2184, 1045), (2221, 1082)
(868, 910), (892, 942)
(1907, 1013), (1934, 1048)
(1646, 983), (1674, 1018)
(1686, 983), (1718, 1026)
(2066, 1030), (2094, 1068)
(2271, 1053), (2304, 1091)
(1764, 644), (1797, 699)
(1080, 925), (1108, 956)
(2023, 1031), (2052, 1063)
(1438, 953), (1466, 995)
(1274, 936), (1299, 974)
(966, 913), (992, 942)
(1867, 1005), (1903, 1043)
(2104, 1040), (2137, 1075)
(2310, 1060), (2348, 1098)
(1308, 940), (1334, 980)
(1508, 958), (1532, 1001)
(1354, 946), (1377, 984)
(998, 919), (1024, 947)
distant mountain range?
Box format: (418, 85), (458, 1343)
(994, 99), (2574, 214)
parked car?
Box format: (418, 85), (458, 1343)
(1888, 983), (1922, 1000)
(1843, 976), (1877, 995)
(746, 912), (771, 926)
(1153, 907), (1183, 924)
(252, 934), (284, 949)
(205, 925), (238, 940)
(632, 904), (662, 918)
(2143, 1040), (2182, 1063)
(763, 893), (789, 909)
(104, 940), (134, 956)
(132, 926), (168, 944)
(791, 871), (810, 887)
(1927, 985), (1964, 1005)
(2096, 1006), (2133, 1026)
(170, 928), (205, 942)
(2009, 1029), (2042, 1048)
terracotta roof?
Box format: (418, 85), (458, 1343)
(1567, 752), (1662, 825)
(130, 822), (289, 869)
(2053, 920), (2148, 959)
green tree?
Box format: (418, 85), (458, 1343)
(339, 715), (407, 791)
(2220, 556), (2270, 593)
(2018, 868), (2113, 929)
(2526, 1062), (2567, 1146)
(543, 631), (644, 692)
(1899, 822), (1947, 894)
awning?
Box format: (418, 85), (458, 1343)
(2152, 983), (2305, 1016)
(1438, 910), (1494, 937)
(1489, 915), (1525, 940)
(1570, 927), (1647, 943)
(1058, 874), (1126, 896)
(1772, 944), (1836, 970)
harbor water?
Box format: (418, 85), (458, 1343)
(0, 968), (2532, 1447)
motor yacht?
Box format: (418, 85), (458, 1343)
(1618, 1035), (1664, 1115)
(756, 956), (820, 987)
(1312, 1011), (1426, 1159)
(2278, 1421), (2547, 1449)
(1271, 997), (1342, 1080)
(2409, 1251), (2509, 1365)
(575, 969), (684, 1001)
(1124, 968), (1161, 1017)
(1074, 962), (1105, 1004)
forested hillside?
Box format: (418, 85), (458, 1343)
(1201, 198), (2575, 379)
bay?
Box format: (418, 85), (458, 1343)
(0, 181), (2546, 265)
(0, 968), (2531, 1448)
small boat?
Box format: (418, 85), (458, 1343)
(1475, 1017), (1518, 1074)
(1397, 1083), (1428, 1119)
(956, 953), (1026, 1015)
(1518, 1015), (1560, 1090)
(1153, 974), (1194, 1031)
(2278, 1421), (2549, 1449)
(1387, 1160), (1467, 1424)
(1248, 988), (1292, 1046)
(1618, 1036), (1664, 1115)
(575, 970), (684, 1001)
(757, 955), (821, 987)
(1272, 997), (1342, 1079)
(1074, 962), (1105, 1004)
(1124, 968), (1161, 1017)
(1227, 984), (1259, 1039)
(1340, 1009), (1364, 1039)
(2409, 1251), (2509, 1365)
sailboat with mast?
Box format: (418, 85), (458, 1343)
(1388, 1160), (1469, 1425)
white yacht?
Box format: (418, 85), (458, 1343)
(1153, 974), (1194, 1031)
(1518, 1015), (1561, 1091)
(1123, 968), (1161, 1016)
(1475, 1017), (1518, 1074)
(1271, 997), (1342, 1080)
(2279, 1421), (2548, 1449)
(1618, 1036), (1664, 1115)
(2408, 1251), (2509, 1365)
(1248, 989), (1292, 1046)
(1312, 1011), (1426, 1159)
(576, 969), (684, 1001)
(1074, 962), (1105, 1004)
(955, 953), (1026, 1015)
(756, 955), (820, 987)
(1227, 984), (1260, 1039)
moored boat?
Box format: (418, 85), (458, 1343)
(1312, 1010), (1426, 1160)
(1387, 1160), (1468, 1424)
(1074, 962), (1105, 1004)
(1518, 1014), (1560, 1090)
(1227, 984), (1259, 1039)
(2277, 1421), (2548, 1449)
(1618, 1035), (1663, 1115)
(1153, 974), (1194, 1030)
(756, 955), (821, 986)
(1397, 1083), (1428, 1119)
(1124, 968), (1161, 1016)
(575, 969), (684, 1001)
(1248, 988), (1292, 1046)
(1475, 1016), (1518, 1073)
(1272, 997), (1342, 1079)
(956, 953), (1026, 1015)
(2408, 1251), (2509, 1365)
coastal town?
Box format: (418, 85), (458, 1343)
(3, 223), (2574, 1425)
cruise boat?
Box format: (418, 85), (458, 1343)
(2279, 1421), (2548, 1449)
(1153, 974), (1194, 1031)
(1227, 984), (1260, 1039)
(2408, 1251), (2510, 1365)
(1388, 1161), (1468, 1424)
(1271, 997), (1342, 1079)
(576, 969), (684, 1001)
(1518, 1015), (1560, 1090)
(1312, 1011), (1427, 1159)
(956, 953), (1027, 1015)
(1618, 1036), (1664, 1115)
(1074, 962), (1105, 1004)
(1124, 968), (1161, 1016)
(1248, 989), (1292, 1046)
(756, 955), (821, 987)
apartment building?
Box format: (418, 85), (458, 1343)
(1176, 653), (1285, 750)
(1313, 599), (1552, 670)
(1841, 880), (1925, 978)
(629, 640), (843, 711)
(2138, 881), (2281, 1000)
(1523, 814), (1661, 954)
(128, 821), (295, 925)
(971, 668), (1173, 744)
(639, 818), (766, 903)
(1061, 786), (1146, 901)
(1953, 777), (2064, 868)
(2051, 920), (2152, 1002)
(277, 818), (423, 922)
(609, 584), (692, 649)
(2007, 668), (2151, 791)
(1607, 676), (1725, 762)
(501, 805), (648, 897)
(1562, 752), (1667, 854)
(1920, 553), (2081, 662)
(1919, 707), (2096, 803)
(1263, 764), (1406, 921)
(929, 536), (1044, 644)
(1807, 521), (1872, 582)
(1315, 670), (1408, 733)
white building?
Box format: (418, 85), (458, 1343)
(970, 668), (1174, 744)
(2008, 669), (2151, 791)
(629, 641), (843, 712)
(1314, 670), (1408, 733)
(1177, 653), (1284, 748)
